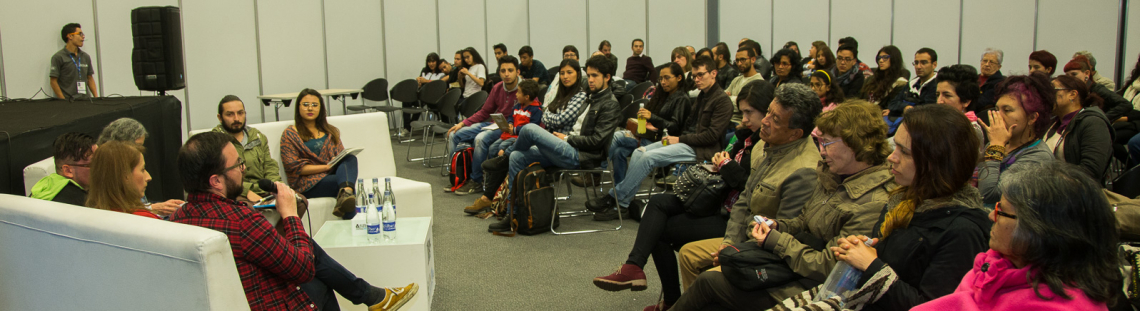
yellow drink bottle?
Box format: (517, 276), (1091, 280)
(637, 103), (646, 134)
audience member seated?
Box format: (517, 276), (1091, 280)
(518, 46), (549, 85)
(859, 45), (908, 113)
(84, 141), (158, 219)
(1046, 75), (1114, 183)
(458, 47), (489, 101)
(977, 74), (1056, 206)
(1028, 50), (1057, 77)
(739, 39), (772, 80)
(976, 48), (1007, 115)
(173, 132), (418, 311)
(783, 41), (800, 56)
(441, 50), (465, 88)
(1121, 55), (1140, 165)
(774, 104), (990, 311)
(834, 44), (865, 99)
(801, 41), (819, 73)
(417, 52), (445, 86)
(29, 132), (95, 206)
(1064, 55), (1131, 123)
(280, 88), (358, 219)
(492, 43), (508, 62)
(837, 37), (873, 79)
(213, 95), (280, 204)
(544, 45), (586, 104)
(445, 55), (521, 195)
(769, 48), (804, 89)
(805, 41), (836, 79)
(1074, 51), (1116, 91)
(592, 80), (773, 311)
(725, 46), (766, 127)
(95, 117), (183, 217)
(675, 83), (823, 304)
(671, 101), (895, 310)
(597, 40), (619, 71)
(586, 56), (732, 220)
(486, 79), (544, 160)
(594, 62), (692, 189)
(463, 58), (588, 215)
(671, 46), (695, 81)
(810, 69), (845, 112)
(935, 64), (986, 154)
(912, 161), (1120, 311)
(713, 42), (739, 89)
(486, 54), (621, 233)
(623, 39), (655, 84)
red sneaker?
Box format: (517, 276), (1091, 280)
(592, 264), (647, 291)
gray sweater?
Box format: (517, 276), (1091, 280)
(977, 140), (1055, 205)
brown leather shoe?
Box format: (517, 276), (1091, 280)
(464, 196), (493, 215)
(334, 188), (355, 218)
(571, 173), (602, 187)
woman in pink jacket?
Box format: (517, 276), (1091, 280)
(910, 161), (1119, 311)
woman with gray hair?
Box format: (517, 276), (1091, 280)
(96, 117), (148, 145)
(912, 161), (1119, 310)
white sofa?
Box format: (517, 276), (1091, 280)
(0, 194), (250, 310)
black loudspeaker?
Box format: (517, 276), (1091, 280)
(131, 6), (185, 93)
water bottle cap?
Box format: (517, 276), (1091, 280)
(385, 177), (391, 182)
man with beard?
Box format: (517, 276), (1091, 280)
(725, 46), (766, 125)
(212, 95), (280, 203)
(173, 132), (418, 311)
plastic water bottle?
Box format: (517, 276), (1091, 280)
(636, 103), (647, 134)
(661, 128), (670, 146)
(365, 195), (381, 243)
(382, 177), (397, 241)
(813, 237), (876, 304)
(351, 178), (367, 236)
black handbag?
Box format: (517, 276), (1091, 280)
(673, 165), (729, 217)
(718, 242), (800, 291)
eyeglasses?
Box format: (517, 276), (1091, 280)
(810, 82), (827, 89)
(819, 139), (840, 151)
(71, 31), (85, 37)
(876, 55), (891, 61)
(658, 75), (676, 81)
(691, 71), (710, 80)
(981, 59), (1000, 65)
(994, 202), (1017, 220)
(912, 60), (931, 66)
(223, 157), (246, 174)
(300, 102), (321, 108)
(735, 58), (751, 64)
(836, 57), (856, 63)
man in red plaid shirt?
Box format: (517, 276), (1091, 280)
(173, 132), (416, 311)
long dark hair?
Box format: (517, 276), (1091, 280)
(549, 59), (583, 113)
(811, 70), (844, 103)
(293, 88), (340, 144)
(1121, 53), (1140, 96)
(421, 52), (441, 74)
(770, 48), (803, 82)
(1000, 161), (1119, 303)
(462, 47), (485, 68)
(736, 80), (774, 116)
(646, 62), (689, 112)
(864, 45), (905, 101)
(898, 104), (979, 205)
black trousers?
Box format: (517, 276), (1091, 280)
(300, 239), (378, 310)
(627, 193), (728, 305)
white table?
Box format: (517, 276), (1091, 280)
(314, 218), (435, 311)
(257, 88), (364, 121)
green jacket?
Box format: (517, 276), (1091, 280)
(763, 162), (897, 301)
(722, 136), (822, 246)
(212, 125), (281, 196)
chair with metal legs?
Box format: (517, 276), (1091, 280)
(437, 91), (489, 175)
(389, 79), (420, 145)
(546, 164), (623, 235)
(409, 88), (462, 167)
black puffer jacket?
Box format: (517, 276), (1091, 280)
(567, 86), (621, 168)
(1059, 107), (1115, 183)
(640, 88), (691, 141)
(859, 186), (991, 311)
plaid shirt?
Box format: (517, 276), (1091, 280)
(171, 192), (316, 310)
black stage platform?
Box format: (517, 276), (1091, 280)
(0, 96), (183, 201)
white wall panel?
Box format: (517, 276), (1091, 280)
(1037, 0), (1120, 81)
(587, 0), (645, 79)
(257, 0), (326, 120)
(325, 0), (386, 102)
(528, 0), (586, 65)
(648, 0), (705, 72)
(720, 0), (772, 59)
(384, 0), (438, 87)
(182, 0), (261, 128)
(0, 0), (98, 99)
(1126, 0), (1140, 84)
(439, 0), (484, 61)
(832, 0), (891, 66)
(772, 0), (828, 62)
(487, 0), (530, 72)
(961, 0), (1035, 77)
(894, 0), (960, 71)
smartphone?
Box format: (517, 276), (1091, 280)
(753, 215), (775, 227)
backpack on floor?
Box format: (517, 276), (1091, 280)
(448, 144), (474, 192)
(476, 179), (511, 220)
(510, 162), (558, 235)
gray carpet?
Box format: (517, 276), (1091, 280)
(388, 136), (669, 310)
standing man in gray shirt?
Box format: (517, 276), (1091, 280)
(50, 23), (98, 100)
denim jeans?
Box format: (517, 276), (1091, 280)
(469, 129), (501, 183)
(608, 142), (695, 208)
(1129, 133), (1140, 165)
(302, 154), (359, 219)
(300, 238), (379, 311)
(508, 124), (580, 191)
(489, 137), (517, 157)
(447, 122), (491, 155)
(609, 131), (655, 183)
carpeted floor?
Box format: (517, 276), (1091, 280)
(388, 136), (670, 310)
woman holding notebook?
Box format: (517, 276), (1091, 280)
(281, 88), (359, 219)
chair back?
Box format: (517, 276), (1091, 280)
(390, 79), (419, 105)
(460, 91), (489, 119)
(630, 82), (654, 100)
(438, 88), (463, 121)
(625, 98), (648, 119)
(361, 78), (389, 102)
(1114, 166), (1140, 199)
(418, 80), (448, 107)
(618, 94), (634, 111)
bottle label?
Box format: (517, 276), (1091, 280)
(383, 221), (395, 231)
(367, 224), (380, 234)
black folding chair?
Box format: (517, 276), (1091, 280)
(630, 82), (654, 100)
(389, 79), (420, 143)
(347, 78), (389, 113)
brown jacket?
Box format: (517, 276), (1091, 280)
(763, 162), (897, 301)
(722, 136), (822, 246)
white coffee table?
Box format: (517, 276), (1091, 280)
(313, 218), (435, 311)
